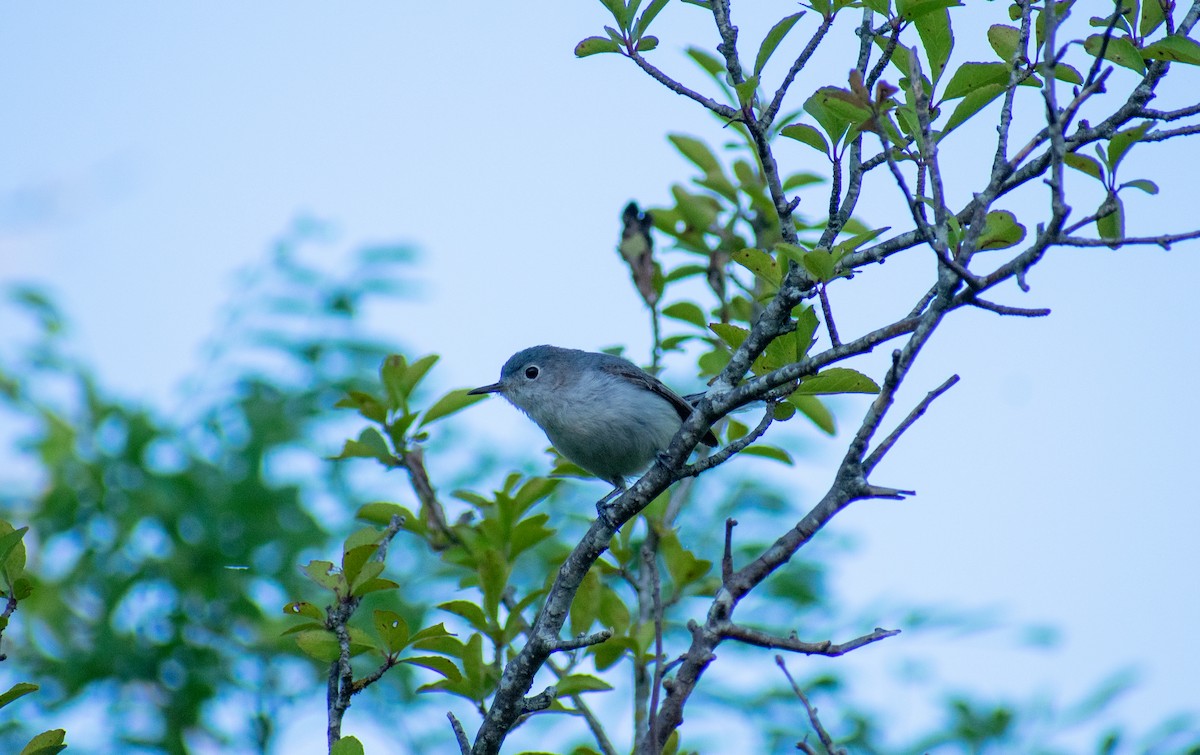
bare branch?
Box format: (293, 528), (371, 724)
(521, 686), (557, 715)
(864, 375), (960, 475)
(763, 14), (836, 128)
(776, 656), (847, 755)
(722, 518), (738, 587)
(680, 406), (774, 477)
(724, 623), (900, 656)
(968, 298), (1052, 317)
(551, 630), (613, 653)
(1054, 229), (1200, 248)
(817, 283), (841, 347)
(626, 48), (740, 120)
(448, 712), (471, 755)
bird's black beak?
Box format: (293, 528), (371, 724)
(467, 382), (503, 396)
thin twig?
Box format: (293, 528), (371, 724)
(680, 407), (773, 477)
(626, 48), (740, 120)
(763, 13), (836, 127)
(864, 375), (960, 475)
(722, 518), (738, 587)
(968, 298), (1052, 317)
(448, 712), (471, 755)
(776, 656), (846, 755)
(1054, 228), (1200, 247)
(723, 623), (900, 656)
(817, 283), (841, 347)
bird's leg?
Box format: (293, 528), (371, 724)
(595, 480), (627, 527)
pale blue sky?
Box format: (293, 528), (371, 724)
(1, 3), (1198, 752)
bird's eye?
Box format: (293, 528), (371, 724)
(525, 366), (539, 380)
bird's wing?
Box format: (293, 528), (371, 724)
(599, 359), (719, 447)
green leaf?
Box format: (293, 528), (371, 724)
(733, 75), (760, 106)
(669, 134), (721, 174)
(794, 367), (881, 395)
(833, 226), (888, 255)
(780, 123), (830, 155)
(400, 655), (463, 682)
(410, 622), (455, 645)
(342, 542), (379, 586)
(302, 560), (341, 591)
(0, 526), (28, 577)
(283, 601), (325, 621)
(420, 388), (486, 427)
(794, 305), (819, 357)
(1097, 195), (1125, 244)
(897, 0), (962, 22)
(801, 248), (838, 282)
(334, 390), (387, 424)
(571, 570), (602, 635)
(380, 354), (409, 409)
(19, 729), (66, 755)
(698, 346), (731, 377)
(1140, 0), (1166, 36)
(0, 682), (38, 711)
(556, 674), (614, 695)
(1064, 152), (1105, 181)
(940, 62), (1011, 102)
(509, 513), (555, 559)
(671, 185), (718, 230)
(788, 394), (836, 434)
(709, 323), (749, 350)
(804, 88), (851, 146)
(741, 444), (795, 464)
(350, 562), (384, 596)
(915, 5), (955, 82)
(987, 24), (1023, 63)
(293, 628), (374, 662)
(1083, 34), (1145, 74)
(637, 36), (659, 52)
(1120, 178), (1159, 194)
(575, 36), (622, 57)
(439, 600), (490, 632)
(782, 171), (824, 191)
(662, 301), (708, 329)
(660, 530), (713, 586)
(942, 83), (1006, 134)
(1107, 122), (1150, 171)
(374, 610), (410, 653)
(330, 427), (394, 464)
(356, 502), (412, 528)
(974, 210), (1027, 251)
(353, 578), (400, 596)
(330, 737), (365, 755)
(477, 549), (510, 616)
(614, 0), (637, 30)
(635, 0), (670, 37)
(754, 12), (805, 77)
(731, 247), (782, 287)
(1140, 34), (1200, 64)
(686, 46), (725, 78)
(400, 354), (438, 397)
(1052, 63), (1084, 84)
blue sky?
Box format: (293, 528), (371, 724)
(2, 2), (1199, 752)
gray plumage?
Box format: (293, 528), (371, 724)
(469, 345), (717, 496)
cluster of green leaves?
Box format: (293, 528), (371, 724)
(332, 353), (482, 472)
(780, 1), (1195, 246)
(281, 527), (459, 678)
(635, 130), (883, 441)
(0, 521), (66, 755)
(0, 223), (420, 752)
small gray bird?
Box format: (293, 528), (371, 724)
(469, 345), (719, 506)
